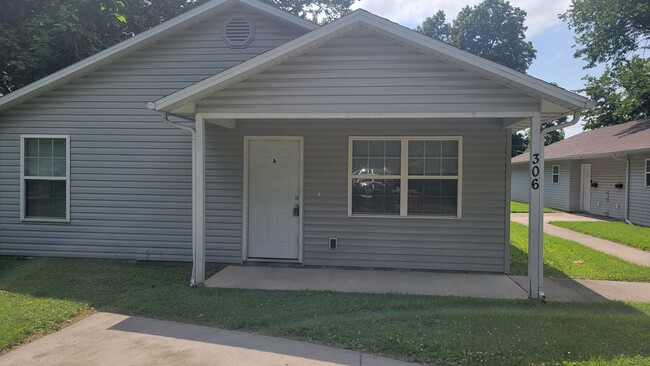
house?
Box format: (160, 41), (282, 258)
(0, 0), (591, 293)
(512, 119), (650, 226)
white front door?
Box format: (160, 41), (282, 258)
(580, 163), (591, 212)
(246, 138), (302, 260)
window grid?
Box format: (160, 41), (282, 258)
(552, 165), (560, 184)
(645, 159), (649, 188)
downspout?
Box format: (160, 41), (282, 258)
(612, 154), (632, 224)
(542, 112), (580, 135)
(159, 111), (201, 287)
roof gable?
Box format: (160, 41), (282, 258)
(0, 0), (317, 114)
(151, 9), (592, 116)
(512, 119), (650, 163)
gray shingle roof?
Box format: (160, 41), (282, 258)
(512, 119), (650, 164)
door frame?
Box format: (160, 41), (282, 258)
(242, 136), (304, 263)
(580, 163), (591, 212)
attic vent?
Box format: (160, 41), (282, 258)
(223, 14), (255, 49)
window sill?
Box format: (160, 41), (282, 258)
(21, 217), (70, 223)
(348, 214), (461, 220)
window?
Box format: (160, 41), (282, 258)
(20, 136), (70, 222)
(646, 159), (650, 187)
(349, 137), (462, 218)
(552, 165), (560, 184)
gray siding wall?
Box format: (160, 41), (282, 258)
(568, 160), (582, 211)
(207, 119), (509, 272)
(0, 8), (305, 260)
(510, 160), (573, 211)
(197, 29), (540, 114)
(583, 157), (626, 219)
(628, 153), (650, 226)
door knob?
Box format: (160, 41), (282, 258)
(293, 204), (300, 217)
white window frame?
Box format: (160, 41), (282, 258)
(20, 135), (71, 223)
(646, 158), (650, 188)
(552, 165), (560, 184)
(347, 136), (463, 219)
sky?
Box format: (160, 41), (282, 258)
(351, 0), (605, 137)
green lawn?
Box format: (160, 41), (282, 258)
(550, 221), (650, 251)
(1, 256), (650, 365)
(510, 222), (650, 281)
(511, 201), (555, 213)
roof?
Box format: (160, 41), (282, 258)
(0, 0), (317, 114)
(150, 9), (593, 118)
(512, 119), (650, 163)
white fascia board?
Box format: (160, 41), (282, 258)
(152, 9), (592, 113)
(0, 0), (317, 114)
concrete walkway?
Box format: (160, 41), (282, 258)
(0, 313), (418, 366)
(206, 266), (650, 302)
(512, 212), (650, 267)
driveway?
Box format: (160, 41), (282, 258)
(0, 313), (418, 366)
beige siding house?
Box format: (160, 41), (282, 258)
(0, 0), (592, 287)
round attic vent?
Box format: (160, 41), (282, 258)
(222, 14), (255, 49)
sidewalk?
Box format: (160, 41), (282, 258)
(0, 313), (419, 366)
(511, 212), (650, 267)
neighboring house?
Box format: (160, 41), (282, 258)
(512, 119), (650, 226)
(0, 0), (591, 284)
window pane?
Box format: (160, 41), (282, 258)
(425, 158), (441, 175)
(39, 139), (53, 157)
(352, 140), (368, 157)
(25, 157), (39, 176)
(553, 175), (559, 183)
(441, 158), (458, 175)
(352, 179), (400, 215)
(368, 141), (384, 157)
(385, 140), (401, 157)
(408, 179), (457, 216)
(369, 158), (384, 171)
(442, 141), (458, 158)
(25, 139), (39, 157)
(553, 166), (559, 174)
(52, 158), (66, 177)
(647, 173), (650, 187)
(409, 141), (424, 157)
(385, 158), (400, 175)
(425, 141), (441, 158)
(408, 158), (424, 175)
(352, 158), (367, 174)
(38, 157), (53, 176)
(52, 139), (66, 157)
(25, 179), (66, 218)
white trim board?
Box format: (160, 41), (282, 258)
(151, 9), (592, 114)
(0, 0), (317, 114)
(242, 136), (305, 263)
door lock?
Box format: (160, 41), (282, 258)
(293, 204), (300, 217)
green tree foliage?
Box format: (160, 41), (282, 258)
(582, 57), (650, 130)
(416, 0), (536, 72)
(0, 0), (355, 95)
(560, 0), (649, 68)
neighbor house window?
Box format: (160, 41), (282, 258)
(20, 136), (70, 222)
(349, 137), (462, 218)
(552, 165), (560, 184)
(646, 159), (650, 187)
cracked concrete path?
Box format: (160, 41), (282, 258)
(512, 213), (650, 267)
(0, 313), (419, 366)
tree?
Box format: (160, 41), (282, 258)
(416, 0), (536, 72)
(582, 56), (650, 130)
(511, 133), (527, 157)
(260, 0), (355, 24)
(560, 0), (649, 68)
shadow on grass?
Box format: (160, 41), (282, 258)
(1, 256), (649, 366)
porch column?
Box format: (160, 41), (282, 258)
(192, 116), (206, 285)
(528, 114), (544, 299)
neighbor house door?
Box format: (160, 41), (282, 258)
(245, 137), (302, 260)
(580, 163), (591, 212)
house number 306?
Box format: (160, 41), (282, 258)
(531, 153), (540, 190)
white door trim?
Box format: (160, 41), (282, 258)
(242, 136), (304, 263)
(580, 163), (591, 212)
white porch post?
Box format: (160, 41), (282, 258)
(528, 114), (544, 299)
(191, 116), (206, 286)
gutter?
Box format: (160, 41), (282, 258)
(612, 154), (633, 224)
(542, 111), (580, 135)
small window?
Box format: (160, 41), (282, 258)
(349, 137), (462, 218)
(552, 165), (560, 184)
(646, 159), (650, 187)
(21, 136), (70, 222)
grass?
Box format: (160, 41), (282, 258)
(510, 222), (650, 281)
(550, 221), (650, 251)
(1, 256), (650, 366)
(511, 201), (555, 213)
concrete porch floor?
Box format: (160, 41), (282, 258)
(205, 266), (650, 302)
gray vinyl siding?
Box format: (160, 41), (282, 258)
(628, 153), (650, 226)
(568, 160), (582, 211)
(207, 119), (508, 272)
(197, 29), (540, 114)
(510, 160), (573, 211)
(0, 7), (306, 260)
(582, 157), (626, 219)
